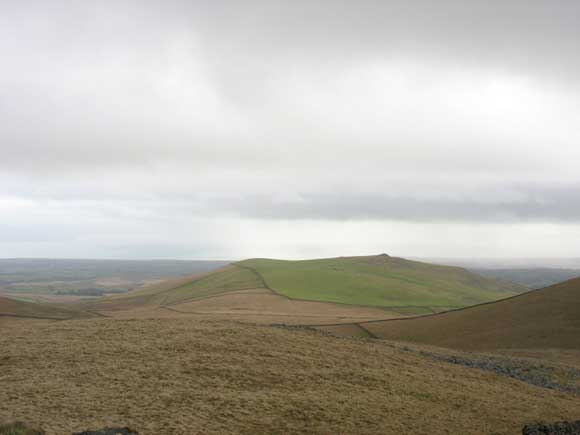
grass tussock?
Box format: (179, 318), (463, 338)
(0, 422), (45, 435)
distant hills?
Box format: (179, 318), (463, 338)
(351, 277), (580, 351)
(84, 254), (526, 316)
(415, 257), (580, 288)
(0, 258), (229, 296)
(469, 267), (580, 289)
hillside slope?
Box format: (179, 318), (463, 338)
(238, 255), (525, 313)
(356, 277), (580, 351)
(0, 295), (90, 320)
(82, 266), (263, 310)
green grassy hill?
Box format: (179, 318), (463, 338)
(357, 276), (580, 351)
(83, 255), (525, 315)
(237, 255), (525, 314)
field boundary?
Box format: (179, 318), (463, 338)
(294, 277), (569, 329)
(232, 263), (461, 315)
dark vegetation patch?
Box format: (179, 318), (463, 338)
(0, 422), (45, 435)
(413, 349), (580, 395)
(71, 428), (138, 435)
(522, 420), (580, 434)
(0, 424), (139, 435)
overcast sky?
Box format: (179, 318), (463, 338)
(1, 0), (580, 260)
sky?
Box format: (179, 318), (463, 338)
(1, 0), (580, 260)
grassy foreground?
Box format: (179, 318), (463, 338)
(1, 316), (579, 435)
(239, 255), (525, 312)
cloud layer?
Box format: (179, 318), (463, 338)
(1, 1), (580, 258)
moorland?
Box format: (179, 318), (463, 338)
(1, 254), (579, 435)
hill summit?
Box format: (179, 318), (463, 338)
(237, 255), (526, 314)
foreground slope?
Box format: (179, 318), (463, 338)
(0, 295), (89, 320)
(239, 254), (525, 313)
(1, 316), (579, 435)
(357, 277), (580, 351)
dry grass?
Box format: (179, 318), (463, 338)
(1, 315), (579, 435)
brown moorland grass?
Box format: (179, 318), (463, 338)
(1, 315), (579, 435)
(355, 277), (580, 352)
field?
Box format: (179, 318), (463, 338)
(238, 255), (525, 313)
(1, 314), (579, 435)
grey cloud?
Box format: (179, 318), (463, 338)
(203, 184), (580, 223)
(1, 0), (579, 174)
(1, 1), (580, 258)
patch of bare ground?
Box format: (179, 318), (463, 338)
(1, 316), (579, 435)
